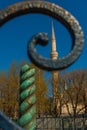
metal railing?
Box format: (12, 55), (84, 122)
(36, 114), (87, 130)
(0, 111), (87, 130)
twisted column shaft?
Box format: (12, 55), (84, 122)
(19, 64), (36, 130)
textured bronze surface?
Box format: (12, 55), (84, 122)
(0, 1), (84, 70)
(0, 111), (24, 130)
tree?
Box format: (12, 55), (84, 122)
(49, 71), (65, 116)
(49, 69), (87, 117)
(63, 69), (87, 116)
(0, 72), (7, 111)
(0, 61), (49, 118)
(0, 62), (19, 118)
(30, 64), (49, 116)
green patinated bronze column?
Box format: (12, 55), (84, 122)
(19, 64), (36, 130)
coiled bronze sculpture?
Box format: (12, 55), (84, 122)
(0, 1), (84, 71)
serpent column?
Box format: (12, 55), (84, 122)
(19, 64), (36, 130)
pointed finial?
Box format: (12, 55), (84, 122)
(51, 21), (57, 52)
(50, 21), (58, 59)
(52, 21), (56, 42)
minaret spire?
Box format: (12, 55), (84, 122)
(50, 21), (59, 114)
(50, 22), (58, 60)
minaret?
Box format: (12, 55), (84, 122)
(50, 22), (58, 60)
(50, 22), (59, 113)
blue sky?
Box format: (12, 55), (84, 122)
(0, 0), (87, 72)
